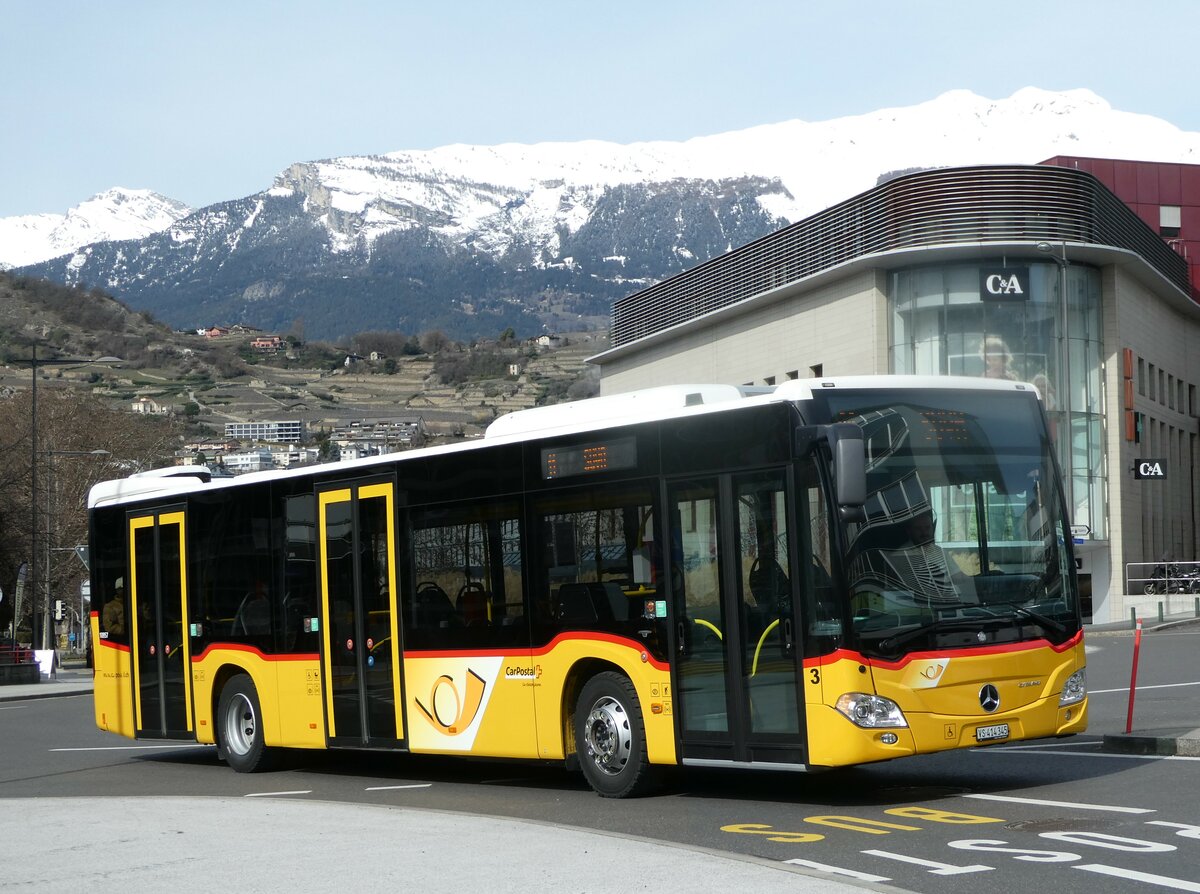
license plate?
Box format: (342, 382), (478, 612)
(975, 722), (1010, 742)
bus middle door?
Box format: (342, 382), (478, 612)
(318, 480), (404, 747)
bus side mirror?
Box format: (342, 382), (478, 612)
(831, 424), (866, 521)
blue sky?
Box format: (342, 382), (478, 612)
(2, 0), (1196, 218)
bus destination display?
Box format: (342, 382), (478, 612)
(542, 436), (637, 480)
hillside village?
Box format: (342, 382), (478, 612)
(0, 272), (607, 476)
(105, 325), (605, 473)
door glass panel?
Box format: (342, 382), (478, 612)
(324, 498), (360, 739)
(359, 494), (396, 740)
(158, 521), (189, 733)
(737, 474), (799, 736)
(670, 481), (728, 733)
(133, 525), (160, 731)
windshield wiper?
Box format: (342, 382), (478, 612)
(874, 614), (982, 653)
(1005, 604), (1070, 638)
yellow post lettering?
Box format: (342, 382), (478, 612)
(804, 816), (922, 834)
(721, 823), (825, 843)
(885, 806), (1004, 824)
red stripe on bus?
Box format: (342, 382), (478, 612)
(189, 643), (319, 663)
(405, 631), (670, 671)
(806, 629), (1083, 671)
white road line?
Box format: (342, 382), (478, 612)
(364, 783), (432, 791)
(975, 749), (1200, 763)
(963, 793), (1155, 814)
(244, 790), (312, 798)
(783, 858), (890, 882)
(1091, 681), (1200, 695)
(1075, 864), (1200, 892)
(51, 744), (211, 752)
(862, 849), (992, 875)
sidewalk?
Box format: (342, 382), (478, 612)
(0, 663), (94, 702)
(1, 796), (874, 894)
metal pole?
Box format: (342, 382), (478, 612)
(31, 345), (43, 649)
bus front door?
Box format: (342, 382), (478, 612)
(128, 510), (193, 739)
(318, 481), (404, 747)
(669, 470), (807, 766)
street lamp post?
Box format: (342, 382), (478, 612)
(1037, 241), (1074, 526)
(23, 345), (121, 649)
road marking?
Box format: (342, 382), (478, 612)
(1091, 681), (1200, 695)
(964, 793), (1155, 814)
(1075, 864), (1200, 891)
(51, 744), (210, 752)
(364, 783), (432, 791)
(989, 740), (1101, 749)
(783, 859), (890, 882)
(975, 749), (1200, 763)
(244, 790), (312, 798)
(862, 849), (992, 875)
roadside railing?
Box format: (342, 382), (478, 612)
(1124, 560), (1200, 627)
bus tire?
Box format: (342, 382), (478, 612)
(217, 674), (276, 773)
(575, 672), (657, 798)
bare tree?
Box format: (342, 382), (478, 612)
(0, 389), (180, 639)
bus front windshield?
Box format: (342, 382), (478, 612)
(816, 388), (1080, 659)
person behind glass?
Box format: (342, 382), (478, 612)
(980, 335), (1017, 380)
(101, 577), (126, 638)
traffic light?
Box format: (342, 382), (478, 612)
(54, 599), (65, 621)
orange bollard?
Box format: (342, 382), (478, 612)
(1125, 618), (1143, 734)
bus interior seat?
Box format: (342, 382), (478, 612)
(556, 583), (598, 624)
(414, 582), (456, 628)
(748, 557), (790, 612)
(456, 584), (490, 626)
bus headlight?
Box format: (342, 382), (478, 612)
(835, 692), (908, 728)
(1059, 669), (1087, 707)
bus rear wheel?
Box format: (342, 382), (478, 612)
(575, 672), (657, 798)
(217, 674), (276, 773)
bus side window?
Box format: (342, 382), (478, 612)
(531, 484), (666, 657)
(406, 499), (525, 651)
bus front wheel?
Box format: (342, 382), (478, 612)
(217, 674), (276, 773)
(574, 672), (657, 798)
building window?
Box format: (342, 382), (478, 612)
(1160, 205), (1181, 238)
(888, 261), (1105, 539)
(810, 364), (823, 378)
(787, 370), (799, 380)
(764, 376), (776, 386)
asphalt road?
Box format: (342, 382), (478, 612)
(2, 621), (1198, 893)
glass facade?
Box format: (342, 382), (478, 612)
(889, 261), (1106, 540)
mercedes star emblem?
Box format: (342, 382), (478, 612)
(979, 684), (1001, 713)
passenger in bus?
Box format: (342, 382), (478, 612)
(101, 578), (126, 637)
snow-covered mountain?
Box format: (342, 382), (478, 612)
(10, 88), (1199, 339)
(0, 188), (191, 269)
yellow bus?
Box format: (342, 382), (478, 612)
(88, 377), (1087, 797)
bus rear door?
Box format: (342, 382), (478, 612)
(128, 508), (193, 739)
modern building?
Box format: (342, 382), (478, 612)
(224, 420), (306, 444)
(591, 161), (1200, 624)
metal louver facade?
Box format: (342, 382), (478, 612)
(611, 165), (1191, 347)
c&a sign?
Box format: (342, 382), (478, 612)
(980, 267), (1030, 302)
(1134, 458), (1167, 479)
